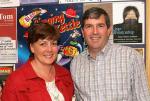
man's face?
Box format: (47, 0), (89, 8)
(82, 15), (111, 51)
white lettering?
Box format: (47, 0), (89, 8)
(0, 13), (13, 20)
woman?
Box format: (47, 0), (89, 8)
(0, 85), (2, 101)
(1, 22), (74, 101)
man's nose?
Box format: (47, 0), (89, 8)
(93, 27), (98, 34)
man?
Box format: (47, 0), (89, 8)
(70, 7), (150, 101)
(113, 6), (142, 43)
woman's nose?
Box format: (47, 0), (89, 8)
(47, 44), (53, 51)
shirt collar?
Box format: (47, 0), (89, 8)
(24, 58), (38, 80)
(101, 41), (111, 54)
(86, 41), (112, 58)
(24, 58), (68, 80)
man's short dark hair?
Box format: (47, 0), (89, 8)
(82, 7), (110, 28)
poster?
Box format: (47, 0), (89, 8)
(113, 2), (145, 44)
(0, 64), (14, 87)
(59, 0), (100, 4)
(20, 0), (57, 4)
(0, 0), (20, 7)
(0, 8), (18, 63)
(17, 3), (84, 69)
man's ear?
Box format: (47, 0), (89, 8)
(81, 28), (87, 47)
(81, 28), (84, 38)
(107, 25), (112, 36)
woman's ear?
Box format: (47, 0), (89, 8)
(30, 44), (34, 53)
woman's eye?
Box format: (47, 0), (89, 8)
(40, 42), (46, 46)
(52, 42), (57, 46)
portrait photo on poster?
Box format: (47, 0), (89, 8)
(112, 1), (145, 44)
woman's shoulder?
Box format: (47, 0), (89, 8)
(54, 64), (72, 79)
(5, 62), (30, 87)
(6, 67), (24, 82)
(55, 64), (70, 74)
(55, 64), (73, 85)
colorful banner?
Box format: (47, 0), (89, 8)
(0, 8), (18, 63)
(17, 3), (84, 69)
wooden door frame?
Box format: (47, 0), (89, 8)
(146, 0), (150, 88)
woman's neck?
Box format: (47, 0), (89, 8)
(31, 60), (55, 82)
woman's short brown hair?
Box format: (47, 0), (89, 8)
(27, 22), (60, 57)
(27, 22), (60, 45)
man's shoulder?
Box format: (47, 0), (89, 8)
(71, 50), (87, 67)
(111, 43), (136, 52)
(73, 50), (87, 59)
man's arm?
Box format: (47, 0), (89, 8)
(131, 50), (150, 101)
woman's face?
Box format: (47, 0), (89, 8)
(30, 38), (58, 65)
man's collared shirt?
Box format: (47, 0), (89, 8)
(71, 42), (150, 101)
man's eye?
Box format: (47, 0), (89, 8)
(84, 25), (92, 29)
(97, 24), (104, 28)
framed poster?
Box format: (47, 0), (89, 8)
(59, 0), (100, 4)
(20, 0), (57, 4)
(112, 1), (145, 44)
(0, 8), (18, 63)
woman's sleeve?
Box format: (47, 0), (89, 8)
(1, 74), (18, 101)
